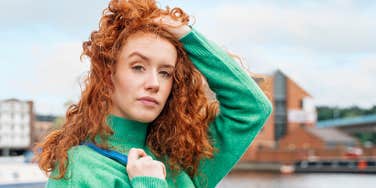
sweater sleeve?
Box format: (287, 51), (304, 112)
(180, 28), (273, 188)
(130, 176), (168, 188)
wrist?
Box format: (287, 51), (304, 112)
(170, 25), (192, 39)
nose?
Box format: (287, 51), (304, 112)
(145, 71), (159, 93)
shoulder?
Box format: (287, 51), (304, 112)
(47, 145), (129, 187)
(66, 145), (95, 166)
(67, 145), (124, 171)
(65, 145), (127, 180)
(67, 145), (93, 159)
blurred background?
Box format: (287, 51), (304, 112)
(0, 0), (375, 187)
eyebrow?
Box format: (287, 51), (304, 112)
(128, 51), (150, 62)
(128, 51), (175, 69)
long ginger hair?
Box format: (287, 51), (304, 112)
(34, 0), (218, 179)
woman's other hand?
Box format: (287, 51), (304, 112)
(126, 148), (166, 180)
(153, 15), (191, 39)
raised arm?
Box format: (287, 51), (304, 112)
(155, 17), (272, 188)
(180, 28), (272, 188)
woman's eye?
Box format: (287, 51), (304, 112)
(132, 65), (144, 72)
(160, 71), (172, 78)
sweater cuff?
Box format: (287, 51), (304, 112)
(179, 27), (195, 43)
(179, 28), (218, 58)
(130, 176), (168, 188)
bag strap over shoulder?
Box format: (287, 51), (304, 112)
(83, 142), (128, 166)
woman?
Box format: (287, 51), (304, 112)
(35, 0), (272, 187)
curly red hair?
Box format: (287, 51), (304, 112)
(34, 0), (218, 179)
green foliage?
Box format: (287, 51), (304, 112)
(317, 105), (376, 121)
(354, 132), (376, 145)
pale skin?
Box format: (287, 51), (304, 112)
(114, 16), (191, 180)
(127, 148), (167, 180)
(111, 32), (177, 123)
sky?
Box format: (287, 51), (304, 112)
(1, 0), (375, 115)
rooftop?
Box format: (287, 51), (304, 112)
(317, 114), (376, 128)
(305, 127), (358, 144)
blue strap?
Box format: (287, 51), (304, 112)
(83, 142), (128, 166)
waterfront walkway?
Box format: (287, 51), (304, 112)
(0, 157), (47, 186)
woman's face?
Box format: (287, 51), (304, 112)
(111, 32), (177, 123)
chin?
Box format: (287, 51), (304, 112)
(137, 118), (154, 123)
(134, 113), (159, 123)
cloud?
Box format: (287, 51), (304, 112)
(0, 0), (108, 37)
(12, 41), (90, 114)
(256, 51), (376, 108)
(194, 1), (376, 54)
(189, 1), (376, 108)
(35, 42), (88, 95)
(1, 0), (375, 114)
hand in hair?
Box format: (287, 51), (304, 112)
(126, 148), (166, 180)
(153, 15), (192, 39)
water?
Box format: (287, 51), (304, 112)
(1, 158), (375, 188)
(0, 182), (45, 188)
(8, 172), (372, 188)
(218, 171), (376, 188)
(0, 157), (47, 188)
(1, 173), (375, 188)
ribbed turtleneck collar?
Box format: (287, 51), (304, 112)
(105, 114), (149, 151)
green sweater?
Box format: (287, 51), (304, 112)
(46, 28), (272, 188)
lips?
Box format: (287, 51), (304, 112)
(137, 96), (159, 106)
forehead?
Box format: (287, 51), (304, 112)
(119, 32), (177, 65)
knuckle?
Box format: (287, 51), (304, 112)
(153, 161), (163, 167)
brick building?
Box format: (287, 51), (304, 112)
(32, 115), (57, 144)
(279, 127), (358, 150)
(242, 70), (317, 161)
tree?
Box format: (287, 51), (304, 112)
(317, 105), (376, 121)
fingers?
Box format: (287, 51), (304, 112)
(156, 161), (166, 178)
(139, 155), (153, 161)
(128, 148), (147, 162)
(152, 15), (180, 27)
(151, 15), (191, 39)
(126, 148), (167, 180)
